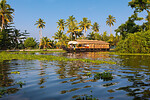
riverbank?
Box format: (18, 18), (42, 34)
(99, 52), (150, 56)
(0, 49), (64, 52)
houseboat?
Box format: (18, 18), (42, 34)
(62, 40), (110, 52)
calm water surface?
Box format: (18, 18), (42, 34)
(0, 52), (150, 100)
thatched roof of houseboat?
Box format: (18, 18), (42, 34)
(76, 40), (109, 45)
(68, 40), (109, 45)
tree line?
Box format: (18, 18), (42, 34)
(0, 0), (150, 53)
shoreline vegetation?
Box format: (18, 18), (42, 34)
(99, 52), (150, 56)
(0, 51), (116, 65)
(0, 49), (65, 53)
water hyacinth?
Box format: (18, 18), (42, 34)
(94, 72), (113, 81)
(0, 52), (116, 65)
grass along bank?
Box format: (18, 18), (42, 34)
(0, 52), (116, 65)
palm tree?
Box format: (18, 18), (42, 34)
(0, 0), (14, 31)
(79, 17), (91, 38)
(34, 18), (46, 49)
(57, 19), (65, 31)
(106, 15), (116, 35)
(52, 30), (63, 40)
(56, 34), (69, 48)
(92, 22), (99, 32)
(66, 15), (81, 40)
(41, 37), (51, 49)
(87, 31), (95, 40)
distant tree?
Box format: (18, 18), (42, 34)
(0, 0), (14, 31)
(57, 19), (66, 31)
(87, 31), (95, 40)
(0, 30), (11, 49)
(66, 15), (81, 40)
(56, 34), (69, 48)
(34, 18), (46, 49)
(115, 13), (143, 39)
(24, 37), (37, 48)
(41, 37), (52, 49)
(52, 30), (63, 40)
(10, 29), (29, 49)
(88, 32), (101, 40)
(102, 31), (108, 41)
(108, 33), (114, 46)
(79, 17), (91, 38)
(106, 15), (116, 34)
(129, 0), (150, 28)
(115, 30), (150, 53)
(92, 22), (99, 32)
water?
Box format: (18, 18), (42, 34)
(0, 52), (150, 100)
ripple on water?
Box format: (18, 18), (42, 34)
(0, 53), (150, 100)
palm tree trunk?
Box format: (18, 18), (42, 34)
(1, 15), (4, 32)
(71, 33), (73, 41)
(84, 29), (86, 38)
(110, 26), (112, 35)
(39, 28), (42, 49)
(74, 32), (77, 40)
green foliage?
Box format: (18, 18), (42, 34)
(0, 88), (7, 97)
(0, 52), (116, 64)
(106, 15), (116, 27)
(0, 30), (11, 49)
(129, 0), (150, 29)
(94, 72), (113, 81)
(115, 13), (143, 39)
(11, 71), (20, 74)
(86, 72), (92, 76)
(79, 17), (91, 37)
(102, 31), (108, 41)
(87, 32), (101, 40)
(34, 18), (46, 29)
(57, 19), (66, 31)
(53, 30), (63, 40)
(66, 15), (82, 40)
(115, 30), (150, 53)
(24, 37), (37, 48)
(15, 81), (25, 88)
(76, 95), (98, 100)
(92, 22), (99, 32)
(108, 33), (114, 45)
(40, 37), (52, 49)
(0, 0), (14, 30)
(129, 0), (150, 13)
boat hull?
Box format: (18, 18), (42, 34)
(63, 48), (110, 52)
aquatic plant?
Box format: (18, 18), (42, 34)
(76, 96), (98, 100)
(11, 71), (20, 74)
(0, 52), (116, 65)
(0, 88), (7, 98)
(10, 49), (65, 54)
(16, 81), (25, 88)
(94, 72), (113, 81)
(76, 91), (98, 100)
(98, 52), (150, 56)
(86, 72), (92, 76)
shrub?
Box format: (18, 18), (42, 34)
(24, 37), (37, 49)
(115, 30), (150, 53)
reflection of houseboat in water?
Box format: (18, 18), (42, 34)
(63, 40), (110, 52)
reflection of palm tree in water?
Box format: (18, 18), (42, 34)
(0, 62), (14, 87)
(38, 61), (46, 85)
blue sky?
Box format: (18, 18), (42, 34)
(7, 0), (147, 41)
